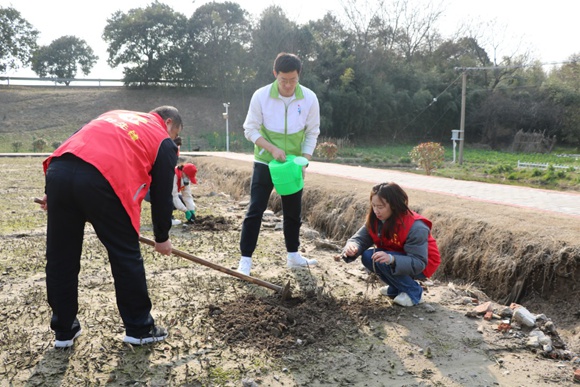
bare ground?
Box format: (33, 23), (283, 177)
(0, 156), (579, 386)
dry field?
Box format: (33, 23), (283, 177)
(1, 155), (579, 386)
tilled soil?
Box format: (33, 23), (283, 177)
(0, 156), (579, 386)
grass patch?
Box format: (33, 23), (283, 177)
(313, 144), (580, 191)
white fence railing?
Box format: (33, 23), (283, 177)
(517, 161), (575, 170)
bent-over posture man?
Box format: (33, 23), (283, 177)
(40, 106), (182, 348)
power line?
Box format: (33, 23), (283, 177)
(400, 73), (463, 133)
(454, 59), (576, 72)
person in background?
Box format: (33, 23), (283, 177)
(172, 163), (197, 225)
(237, 52), (321, 276)
(340, 182), (441, 307)
(39, 106), (182, 348)
(173, 135), (182, 156)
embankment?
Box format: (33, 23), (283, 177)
(192, 155), (580, 349)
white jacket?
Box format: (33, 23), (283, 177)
(244, 81), (320, 163)
(172, 174), (196, 212)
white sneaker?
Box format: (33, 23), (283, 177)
(287, 252), (317, 268)
(237, 257), (252, 276)
(171, 219), (181, 226)
(54, 328), (82, 348)
(379, 286), (391, 296)
(392, 292), (422, 307)
(123, 326), (168, 345)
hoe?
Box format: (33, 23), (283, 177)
(34, 197), (292, 300)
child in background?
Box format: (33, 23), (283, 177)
(172, 163), (197, 225)
(340, 182), (441, 306)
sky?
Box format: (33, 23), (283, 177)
(1, 0), (579, 81)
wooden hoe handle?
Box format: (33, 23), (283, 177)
(34, 197), (290, 298)
(138, 236), (285, 294)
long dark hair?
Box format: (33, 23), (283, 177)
(365, 182), (411, 239)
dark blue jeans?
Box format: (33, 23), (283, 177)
(361, 249), (425, 304)
(45, 155), (155, 339)
(240, 162), (302, 257)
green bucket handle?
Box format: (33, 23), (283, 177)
(269, 155), (309, 195)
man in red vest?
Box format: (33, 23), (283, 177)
(39, 106), (182, 348)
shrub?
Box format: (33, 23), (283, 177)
(409, 142), (445, 175)
(11, 141), (23, 152)
(32, 138), (47, 152)
(52, 141), (62, 150)
(316, 141), (338, 160)
(489, 164), (514, 174)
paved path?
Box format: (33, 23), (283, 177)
(186, 152), (580, 218)
(4, 152), (579, 218)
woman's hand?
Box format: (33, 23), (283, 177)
(372, 250), (394, 265)
(343, 242), (359, 257)
(335, 242), (359, 262)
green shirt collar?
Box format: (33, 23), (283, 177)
(270, 80), (304, 99)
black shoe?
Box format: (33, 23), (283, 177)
(123, 326), (168, 345)
(54, 323), (82, 348)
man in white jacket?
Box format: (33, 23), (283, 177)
(171, 163), (197, 225)
(237, 52), (321, 276)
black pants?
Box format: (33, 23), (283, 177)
(45, 154), (154, 338)
(240, 162), (302, 257)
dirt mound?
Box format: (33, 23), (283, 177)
(189, 214), (233, 231)
(211, 292), (393, 357)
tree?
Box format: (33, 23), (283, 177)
(543, 55), (580, 144)
(250, 6), (302, 86)
(305, 13), (358, 135)
(0, 6), (39, 73)
(31, 36), (98, 85)
(187, 1), (252, 99)
(103, 1), (188, 85)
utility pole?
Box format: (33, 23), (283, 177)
(455, 64), (524, 165)
(459, 71), (466, 164)
(222, 102), (230, 152)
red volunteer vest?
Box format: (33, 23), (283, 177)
(175, 168), (185, 192)
(367, 211), (441, 278)
(43, 110), (170, 233)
